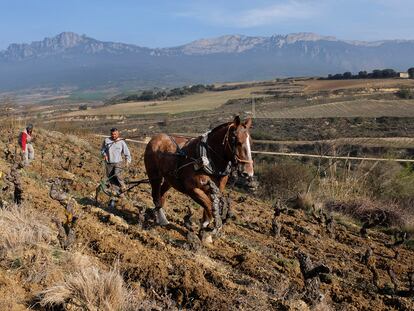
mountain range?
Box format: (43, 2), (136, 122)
(1, 32), (414, 91)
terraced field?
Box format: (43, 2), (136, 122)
(63, 86), (274, 116)
(256, 99), (414, 118)
(299, 78), (414, 92)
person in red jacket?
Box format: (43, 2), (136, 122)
(18, 124), (35, 166)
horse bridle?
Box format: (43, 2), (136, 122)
(222, 124), (254, 166)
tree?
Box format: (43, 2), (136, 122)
(139, 90), (156, 101)
(358, 71), (368, 79)
(343, 72), (353, 79)
(397, 88), (413, 99)
(381, 69), (397, 78)
(372, 69), (383, 78)
(332, 73), (343, 80)
(408, 67), (414, 79)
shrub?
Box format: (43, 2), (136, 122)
(326, 198), (407, 228)
(396, 88), (414, 99)
(255, 160), (314, 201)
(367, 162), (414, 203)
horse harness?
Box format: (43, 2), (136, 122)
(196, 130), (232, 176)
(168, 124), (251, 177)
(167, 136), (197, 177)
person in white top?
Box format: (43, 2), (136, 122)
(100, 128), (131, 192)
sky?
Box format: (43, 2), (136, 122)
(1, 0), (414, 50)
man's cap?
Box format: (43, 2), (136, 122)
(110, 127), (118, 133)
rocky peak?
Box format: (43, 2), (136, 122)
(285, 32), (338, 43)
(44, 32), (87, 49)
(1, 32), (90, 60)
(177, 33), (343, 55)
(180, 34), (267, 55)
(270, 32), (339, 48)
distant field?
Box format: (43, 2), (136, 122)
(300, 78), (414, 92)
(63, 86), (270, 116)
(257, 99), (414, 118)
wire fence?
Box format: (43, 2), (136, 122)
(95, 134), (414, 163)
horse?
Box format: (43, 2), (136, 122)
(144, 116), (254, 239)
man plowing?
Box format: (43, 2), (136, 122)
(100, 128), (131, 194)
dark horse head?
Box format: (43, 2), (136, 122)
(223, 116), (254, 178)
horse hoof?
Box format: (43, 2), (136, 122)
(155, 208), (170, 226)
(108, 199), (116, 209)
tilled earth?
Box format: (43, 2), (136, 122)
(0, 128), (413, 310)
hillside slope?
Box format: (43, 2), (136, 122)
(0, 127), (413, 310)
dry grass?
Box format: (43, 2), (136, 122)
(313, 159), (380, 202)
(317, 176), (368, 202)
(39, 253), (170, 311)
(40, 264), (128, 311)
(0, 205), (52, 257)
(0, 204), (58, 285)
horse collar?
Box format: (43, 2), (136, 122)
(195, 130), (231, 176)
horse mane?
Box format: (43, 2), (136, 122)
(209, 121), (232, 134)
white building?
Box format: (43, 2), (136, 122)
(398, 72), (409, 78)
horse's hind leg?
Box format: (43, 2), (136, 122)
(149, 178), (170, 226)
(157, 181), (171, 225)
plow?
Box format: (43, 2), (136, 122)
(95, 177), (150, 204)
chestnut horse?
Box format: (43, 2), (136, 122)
(144, 116), (254, 235)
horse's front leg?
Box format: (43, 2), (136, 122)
(187, 187), (219, 243)
(218, 175), (229, 192)
(189, 187), (214, 227)
(206, 180), (224, 231)
(217, 176), (234, 223)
